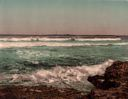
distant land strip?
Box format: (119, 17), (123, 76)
(0, 34), (127, 40)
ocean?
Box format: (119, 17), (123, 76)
(0, 39), (127, 93)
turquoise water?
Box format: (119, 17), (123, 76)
(0, 40), (127, 92)
(0, 41), (127, 74)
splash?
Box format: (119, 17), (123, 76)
(8, 59), (114, 91)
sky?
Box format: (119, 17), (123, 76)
(0, 0), (128, 35)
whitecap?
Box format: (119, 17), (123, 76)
(9, 59), (114, 89)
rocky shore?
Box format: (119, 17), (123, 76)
(88, 61), (128, 99)
(0, 85), (87, 99)
(0, 61), (128, 99)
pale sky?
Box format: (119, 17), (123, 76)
(0, 0), (128, 35)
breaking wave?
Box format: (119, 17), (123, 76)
(0, 37), (121, 42)
(0, 59), (114, 91)
(0, 42), (128, 48)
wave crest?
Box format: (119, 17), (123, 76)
(9, 59), (114, 89)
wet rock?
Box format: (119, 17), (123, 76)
(105, 61), (128, 82)
(87, 61), (128, 98)
(0, 85), (87, 99)
(1, 61), (128, 99)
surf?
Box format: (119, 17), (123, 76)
(2, 59), (113, 92)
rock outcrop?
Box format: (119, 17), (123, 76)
(0, 85), (87, 99)
(87, 61), (128, 99)
(0, 61), (128, 99)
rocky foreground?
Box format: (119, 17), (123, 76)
(0, 61), (128, 99)
(88, 61), (128, 99)
(0, 85), (87, 99)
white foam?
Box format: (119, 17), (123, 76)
(10, 59), (114, 87)
(0, 37), (121, 42)
(0, 41), (128, 49)
(76, 38), (121, 41)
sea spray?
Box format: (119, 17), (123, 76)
(7, 59), (114, 91)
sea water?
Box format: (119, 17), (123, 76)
(0, 39), (127, 92)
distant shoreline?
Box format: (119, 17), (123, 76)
(0, 34), (127, 41)
(0, 34), (127, 38)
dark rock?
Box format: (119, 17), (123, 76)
(0, 85), (87, 99)
(87, 61), (128, 98)
(105, 61), (128, 82)
(88, 75), (105, 88)
(0, 61), (128, 99)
